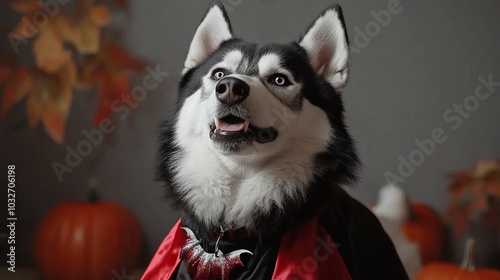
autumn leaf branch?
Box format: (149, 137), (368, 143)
(0, 0), (145, 143)
(446, 160), (500, 237)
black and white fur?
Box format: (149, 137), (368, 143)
(156, 3), (408, 279)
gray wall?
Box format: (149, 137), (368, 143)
(1, 0), (499, 266)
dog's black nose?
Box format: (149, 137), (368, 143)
(215, 77), (249, 105)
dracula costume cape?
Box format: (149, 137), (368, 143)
(142, 187), (409, 280)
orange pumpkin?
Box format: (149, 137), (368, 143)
(373, 185), (446, 265)
(403, 202), (445, 264)
(416, 239), (500, 280)
(34, 190), (142, 280)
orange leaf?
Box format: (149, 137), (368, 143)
(0, 56), (15, 83)
(77, 55), (102, 88)
(0, 68), (32, 117)
(486, 182), (500, 197)
(54, 13), (75, 38)
(105, 43), (147, 71)
(33, 26), (71, 73)
(93, 103), (112, 124)
(474, 160), (499, 177)
(10, 1), (41, 13)
(103, 71), (131, 95)
(23, 61), (75, 142)
(42, 62), (75, 143)
(447, 170), (473, 183)
(111, 71), (132, 94)
(89, 4), (111, 26)
(43, 49), (72, 73)
(467, 193), (488, 214)
(42, 89), (72, 144)
(113, 0), (128, 9)
(62, 2), (111, 54)
(77, 43), (144, 125)
(93, 71), (131, 124)
(26, 93), (42, 127)
(2, 84), (22, 116)
(58, 59), (77, 84)
(68, 21), (101, 54)
(42, 104), (65, 144)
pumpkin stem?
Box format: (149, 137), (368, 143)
(87, 178), (100, 203)
(460, 238), (477, 271)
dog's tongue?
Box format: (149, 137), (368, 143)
(216, 118), (247, 132)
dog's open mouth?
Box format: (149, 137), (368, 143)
(215, 115), (249, 135)
(209, 115), (278, 144)
(210, 115), (251, 141)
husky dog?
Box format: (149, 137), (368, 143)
(146, 2), (409, 280)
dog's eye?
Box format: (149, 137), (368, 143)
(268, 74), (291, 86)
(212, 68), (227, 80)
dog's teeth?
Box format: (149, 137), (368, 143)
(243, 120), (250, 132)
(214, 118), (219, 129)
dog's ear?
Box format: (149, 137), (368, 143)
(183, 3), (232, 74)
(300, 5), (349, 93)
